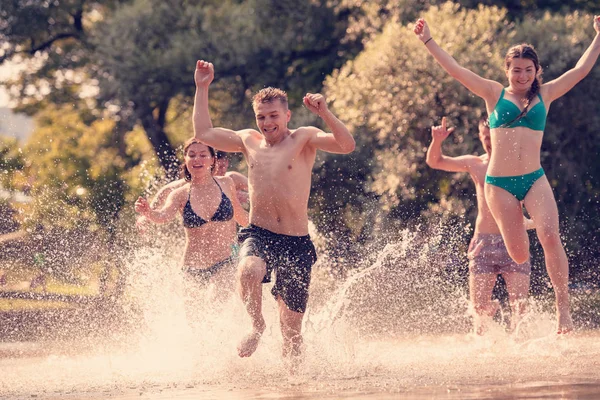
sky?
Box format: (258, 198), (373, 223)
(0, 64), (34, 141)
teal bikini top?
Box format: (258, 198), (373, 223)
(488, 88), (547, 131)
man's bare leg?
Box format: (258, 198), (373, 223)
(503, 272), (530, 332)
(277, 297), (304, 372)
(237, 256), (267, 357)
(470, 273), (499, 335)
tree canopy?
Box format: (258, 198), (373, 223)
(1, 0), (599, 284)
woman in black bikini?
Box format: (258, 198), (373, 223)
(135, 138), (248, 285)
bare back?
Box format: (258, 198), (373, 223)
(468, 154), (501, 235)
(241, 128), (316, 236)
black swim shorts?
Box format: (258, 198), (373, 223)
(238, 224), (317, 313)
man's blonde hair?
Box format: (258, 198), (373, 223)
(252, 87), (288, 110)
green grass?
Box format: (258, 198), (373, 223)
(0, 263), (103, 311)
(0, 298), (76, 312)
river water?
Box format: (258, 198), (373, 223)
(1, 226), (599, 399)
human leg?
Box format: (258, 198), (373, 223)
(270, 235), (315, 359)
(277, 297), (305, 359)
(523, 176), (572, 333)
(485, 183), (530, 264)
(502, 272), (530, 331)
(237, 255), (267, 357)
(469, 273), (499, 334)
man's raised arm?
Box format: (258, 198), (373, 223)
(193, 60), (245, 152)
(426, 117), (475, 173)
(304, 93), (355, 154)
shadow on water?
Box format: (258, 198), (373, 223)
(1, 219), (600, 399)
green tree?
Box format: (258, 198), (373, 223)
(19, 106), (155, 231)
(0, 136), (25, 190)
(325, 3), (513, 223)
(325, 3), (600, 280)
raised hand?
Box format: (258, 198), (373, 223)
(303, 93), (328, 116)
(134, 196), (151, 215)
(431, 117), (455, 141)
(195, 60), (214, 87)
(594, 15), (600, 34)
(413, 18), (431, 43)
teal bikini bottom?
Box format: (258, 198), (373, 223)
(485, 167), (545, 202)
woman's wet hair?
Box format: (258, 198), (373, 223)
(503, 43), (543, 127)
(180, 138), (216, 181)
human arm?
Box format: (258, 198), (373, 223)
(224, 171), (249, 205)
(134, 188), (186, 224)
(193, 60), (246, 152)
(224, 177), (249, 226)
(224, 171), (248, 192)
(413, 18), (500, 101)
(304, 93), (355, 154)
(426, 117), (478, 173)
(135, 179), (186, 233)
(543, 16), (600, 102)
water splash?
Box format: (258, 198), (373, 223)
(1, 220), (600, 398)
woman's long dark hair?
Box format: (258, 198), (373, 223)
(502, 44), (543, 127)
(180, 138), (216, 181)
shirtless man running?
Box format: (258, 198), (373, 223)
(427, 117), (534, 333)
(193, 60), (355, 360)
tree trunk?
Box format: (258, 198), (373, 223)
(138, 105), (179, 180)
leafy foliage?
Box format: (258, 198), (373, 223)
(324, 4), (600, 279)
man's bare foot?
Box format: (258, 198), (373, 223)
(238, 329), (264, 358)
(557, 312), (574, 334)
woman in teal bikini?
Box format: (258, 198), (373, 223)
(414, 15), (600, 333)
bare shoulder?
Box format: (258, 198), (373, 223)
(460, 153), (486, 173)
(538, 84), (552, 103)
(164, 183), (190, 207)
(215, 174), (233, 184)
(215, 175), (236, 192)
(215, 174), (234, 187)
(162, 178), (187, 191)
(292, 126), (321, 136)
(290, 126), (321, 144)
(170, 183), (190, 197)
(224, 170), (247, 181)
(238, 128), (262, 140)
(469, 154), (489, 177)
(238, 128), (264, 150)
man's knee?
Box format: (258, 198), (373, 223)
(237, 256), (266, 283)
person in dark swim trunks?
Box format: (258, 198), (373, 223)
(427, 117), (534, 334)
(193, 60), (355, 361)
(238, 225), (317, 313)
(135, 138), (248, 288)
(414, 15), (600, 334)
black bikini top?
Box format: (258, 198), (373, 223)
(182, 179), (234, 228)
